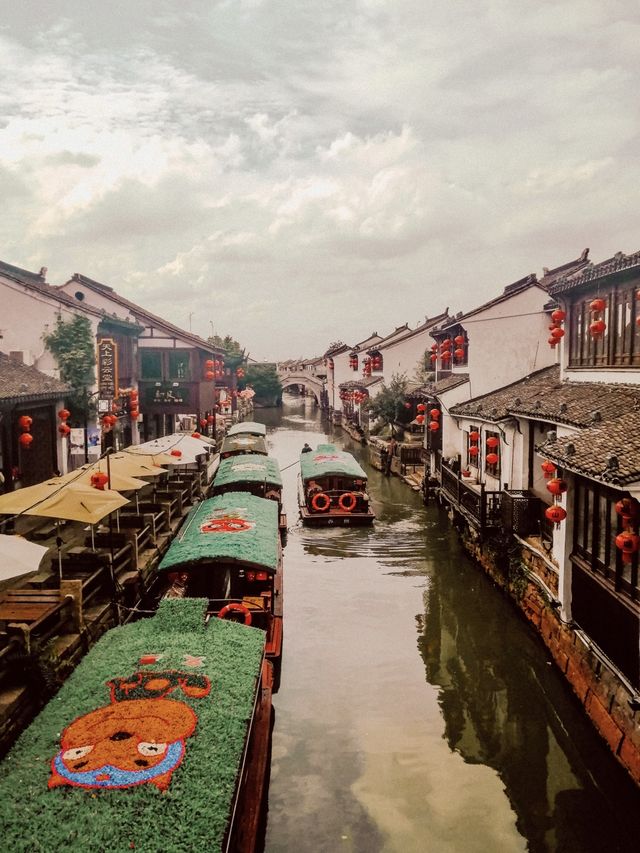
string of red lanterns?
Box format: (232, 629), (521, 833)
(548, 308), (566, 349)
(615, 497), (639, 564)
(544, 464), (568, 527)
(18, 414), (34, 448)
(589, 297), (607, 339)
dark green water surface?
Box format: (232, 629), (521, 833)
(261, 395), (639, 853)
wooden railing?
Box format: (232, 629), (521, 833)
(440, 459), (502, 531)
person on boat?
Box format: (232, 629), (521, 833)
(301, 443), (312, 453)
(307, 479), (322, 495)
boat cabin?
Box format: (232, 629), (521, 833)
(298, 443), (375, 526)
(0, 598), (272, 853)
(212, 455), (287, 540)
(154, 492), (283, 683)
(227, 421), (267, 438)
(219, 433), (268, 459)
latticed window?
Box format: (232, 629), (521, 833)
(568, 284), (640, 368)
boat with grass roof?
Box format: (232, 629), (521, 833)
(211, 454), (287, 542)
(298, 443), (375, 526)
(0, 597), (273, 853)
(145, 492), (284, 689)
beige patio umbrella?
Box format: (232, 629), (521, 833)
(0, 534), (49, 590)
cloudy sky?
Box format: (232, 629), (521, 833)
(1, 1), (639, 359)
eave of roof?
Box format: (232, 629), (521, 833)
(548, 250), (640, 297)
(0, 353), (70, 401)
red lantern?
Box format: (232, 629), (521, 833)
(441, 339), (452, 350)
(548, 337), (558, 347)
(130, 409), (139, 420)
(129, 390), (138, 401)
(468, 445), (479, 457)
(90, 471), (109, 491)
(454, 348), (465, 360)
(590, 298), (606, 313)
(205, 370), (215, 380)
(430, 354), (437, 363)
(200, 418), (207, 428)
(547, 477), (568, 496)
(541, 460), (556, 479)
(205, 359), (214, 368)
(615, 531), (640, 564)
(551, 309), (566, 323)
(545, 505), (567, 524)
(415, 415), (425, 425)
(207, 415), (215, 424)
(469, 431), (480, 442)
(170, 449), (182, 458)
(416, 403), (426, 413)
(441, 350), (451, 361)
(58, 423), (71, 436)
(615, 497), (638, 523)
(454, 335), (465, 345)
(430, 343), (438, 352)
(486, 436), (499, 449)
(57, 409), (71, 421)
(550, 327), (565, 339)
(191, 432), (201, 439)
(589, 319), (606, 338)
(486, 452), (499, 465)
(429, 408), (440, 419)
(18, 415), (32, 430)
(109, 414), (118, 426)
(428, 420), (440, 432)
(19, 432), (33, 448)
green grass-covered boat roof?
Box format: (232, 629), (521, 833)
(0, 598), (265, 852)
(159, 492), (279, 573)
(300, 443), (367, 482)
(227, 421), (267, 437)
(220, 434), (268, 455)
(214, 455), (282, 489)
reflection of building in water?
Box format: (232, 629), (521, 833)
(417, 560), (640, 853)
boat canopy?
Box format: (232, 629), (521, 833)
(220, 434), (268, 456)
(300, 444), (367, 482)
(159, 492), (279, 573)
(0, 598), (265, 852)
(227, 421), (267, 437)
(214, 455), (282, 489)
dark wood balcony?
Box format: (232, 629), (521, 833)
(440, 459), (502, 533)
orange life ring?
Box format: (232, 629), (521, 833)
(218, 602), (252, 625)
(311, 492), (331, 512)
(338, 492), (357, 512)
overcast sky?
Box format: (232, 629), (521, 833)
(1, 1), (638, 359)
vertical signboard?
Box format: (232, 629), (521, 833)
(97, 338), (118, 400)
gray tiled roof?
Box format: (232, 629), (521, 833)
(548, 250), (640, 296)
(538, 410), (640, 486)
(0, 352), (69, 401)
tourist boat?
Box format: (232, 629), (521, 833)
(227, 421), (267, 438)
(298, 443), (375, 526)
(148, 492), (283, 688)
(0, 597), (273, 853)
(219, 433), (268, 459)
(211, 454), (287, 542)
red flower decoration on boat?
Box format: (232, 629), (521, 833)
(200, 514), (255, 534)
(313, 454), (340, 463)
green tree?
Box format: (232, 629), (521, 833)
(242, 364), (282, 406)
(414, 349), (435, 386)
(366, 373), (411, 435)
(43, 314), (96, 424)
(207, 334), (245, 369)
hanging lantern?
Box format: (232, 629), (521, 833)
(200, 418), (207, 428)
(545, 505), (567, 525)
(415, 415), (425, 425)
(416, 403), (426, 413)
(428, 420), (440, 432)
(430, 354), (438, 363)
(205, 359), (214, 368)
(130, 409), (139, 420)
(205, 370), (215, 380)
(129, 389), (138, 401)
(454, 335), (465, 345)
(18, 415), (32, 430)
(170, 449), (182, 459)
(454, 348), (465, 360)
(469, 431), (480, 442)
(550, 327), (565, 339)
(615, 531), (640, 564)
(551, 309), (566, 323)
(90, 471), (109, 491)
(191, 432), (201, 439)
(468, 445), (479, 456)
(441, 339), (452, 350)
(58, 423), (71, 436)
(541, 460), (556, 479)
(615, 497), (638, 524)
(18, 432), (33, 448)
(430, 343), (438, 352)
(207, 415), (215, 424)
(486, 436), (499, 449)
(57, 409), (71, 421)
(590, 298), (606, 313)
(441, 350), (452, 361)
(548, 337), (558, 347)
(589, 319), (606, 338)
(486, 452), (499, 465)
(429, 408), (440, 419)
(236, 367), (245, 378)
(547, 477), (568, 496)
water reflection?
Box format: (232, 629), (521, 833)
(262, 395), (639, 853)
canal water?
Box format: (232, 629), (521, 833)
(260, 394), (639, 853)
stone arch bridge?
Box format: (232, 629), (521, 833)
(277, 371), (324, 403)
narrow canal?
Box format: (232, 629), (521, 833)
(261, 394), (639, 853)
